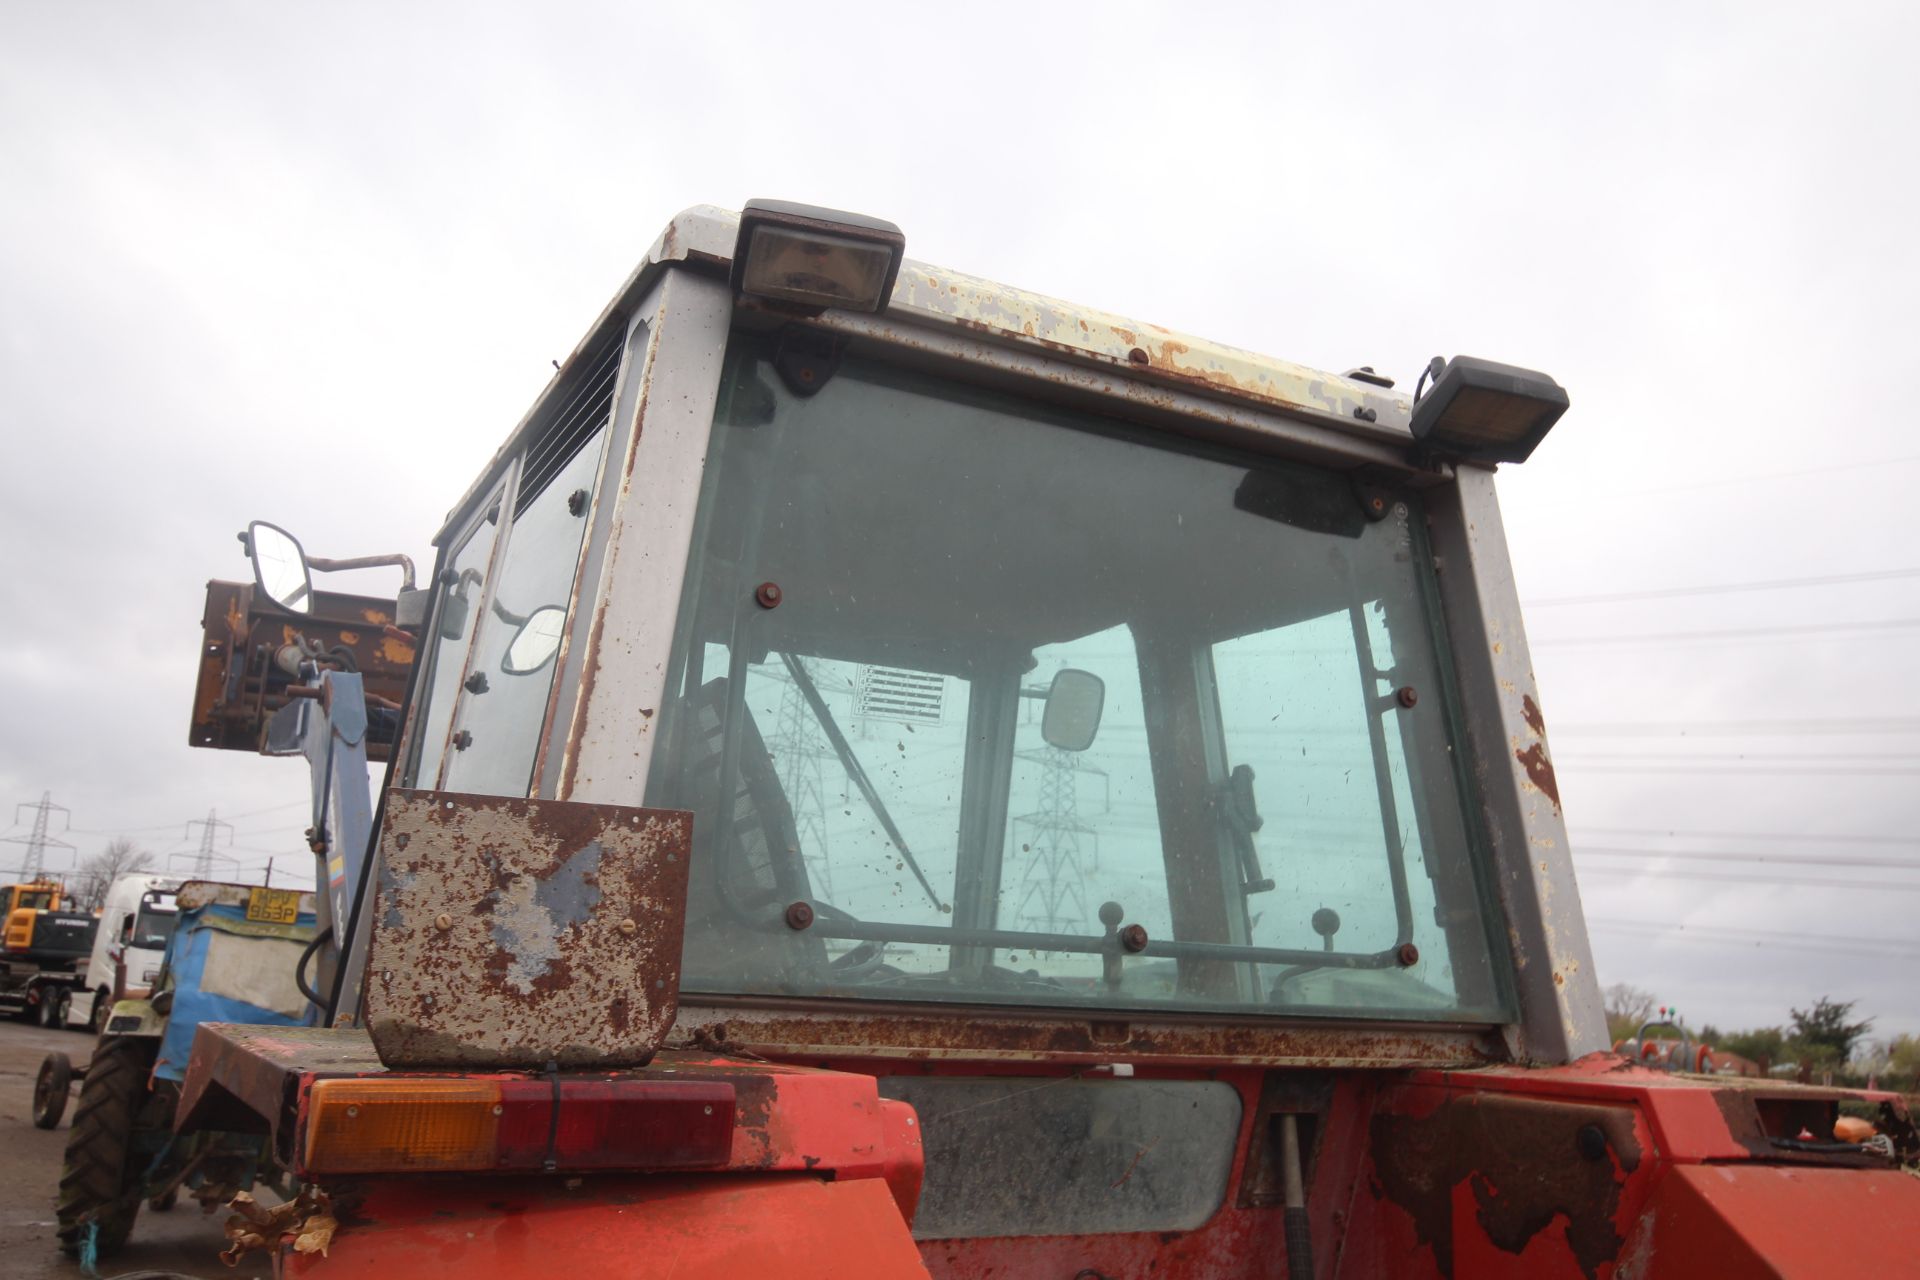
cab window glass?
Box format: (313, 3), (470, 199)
(412, 505), (502, 788)
(647, 342), (1510, 1022)
(1214, 576), (1494, 1010)
(443, 429), (607, 797)
(671, 647), (972, 988)
(997, 626), (1168, 994)
(132, 894), (178, 951)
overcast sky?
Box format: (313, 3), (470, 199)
(3, 2), (1915, 1044)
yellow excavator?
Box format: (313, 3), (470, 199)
(1, 879), (97, 1025)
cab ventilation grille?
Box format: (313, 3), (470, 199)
(516, 331), (622, 516)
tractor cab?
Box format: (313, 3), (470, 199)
(161, 204), (1919, 1278)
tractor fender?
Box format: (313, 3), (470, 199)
(288, 1172), (929, 1279)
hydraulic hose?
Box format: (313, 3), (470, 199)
(294, 926), (335, 1016)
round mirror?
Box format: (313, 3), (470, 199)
(248, 521), (312, 614)
(502, 606), (566, 675)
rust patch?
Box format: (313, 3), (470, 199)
(1515, 743), (1560, 812)
(727, 1070), (779, 1168)
(188, 580), (413, 758)
(1370, 1093), (1640, 1279)
(553, 341), (657, 800)
(674, 1002), (1500, 1069)
(363, 790), (692, 1070)
(1521, 694), (1546, 737)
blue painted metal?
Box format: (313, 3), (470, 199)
(300, 670), (375, 948)
(152, 894), (317, 1082)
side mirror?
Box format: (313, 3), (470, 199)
(502, 606), (566, 675)
(245, 521), (313, 615)
(1041, 669), (1105, 752)
(438, 591), (471, 642)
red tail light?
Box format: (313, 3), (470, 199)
(305, 1077), (735, 1175)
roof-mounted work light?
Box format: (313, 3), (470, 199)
(1410, 356), (1570, 464)
(732, 199), (905, 313)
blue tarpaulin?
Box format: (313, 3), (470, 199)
(153, 900), (316, 1082)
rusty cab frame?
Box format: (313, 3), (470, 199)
(355, 203), (1599, 1067)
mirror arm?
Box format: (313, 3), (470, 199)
(306, 552), (417, 592)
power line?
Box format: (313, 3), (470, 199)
(1523, 565), (1920, 608)
(1533, 618), (1920, 647)
(2, 792), (75, 880)
(227, 823), (310, 839)
(67, 819), (203, 835)
(185, 810), (234, 878)
(1576, 846), (1920, 871)
(1622, 453), (1920, 498)
(1556, 717), (1920, 737)
(1562, 752), (1920, 763)
(1577, 826), (1918, 849)
(1590, 925), (1920, 964)
(69, 800), (308, 836)
(1586, 915), (1920, 953)
(211, 800), (309, 822)
(1568, 763), (1920, 777)
(1588, 921), (1920, 964)
(1593, 924), (1920, 960)
(1579, 865), (1920, 894)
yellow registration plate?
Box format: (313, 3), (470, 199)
(245, 887), (302, 924)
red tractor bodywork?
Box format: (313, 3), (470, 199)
(184, 1023), (1919, 1279)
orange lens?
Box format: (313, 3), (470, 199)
(305, 1078), (502, 1174)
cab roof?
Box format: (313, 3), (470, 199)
(441, 204), (1417, 544)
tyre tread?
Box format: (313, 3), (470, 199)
(54, 1036), (152, 1258)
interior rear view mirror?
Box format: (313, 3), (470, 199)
(1041, 668), (1104, 752)
(246, 521), (313, 614)
(502, 605), (567, 675)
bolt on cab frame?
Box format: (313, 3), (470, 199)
(177, 204), (1920, 1279)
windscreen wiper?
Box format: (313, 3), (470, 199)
(779, 652), (946, 911)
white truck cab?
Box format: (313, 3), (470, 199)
(69, 874), (179, 1032)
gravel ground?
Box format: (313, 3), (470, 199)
(0, 1017), (273, 1280)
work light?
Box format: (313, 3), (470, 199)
(732, 199), (905, 313)
(1410, 356), (1570, 464)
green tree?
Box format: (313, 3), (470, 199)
(1788, 997), (1873, 1062)
(1712, 1026), (1786, 1070)
(1883, 1034), (1920, 1089)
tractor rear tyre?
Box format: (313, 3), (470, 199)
(33, 1052), (73, 1129)
(56, 1036), (156, 1259)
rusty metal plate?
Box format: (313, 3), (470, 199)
(363, 790), (692, 1069)
(189, 579), (413, 757)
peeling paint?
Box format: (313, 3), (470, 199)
(363, 790), (693, 1069)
